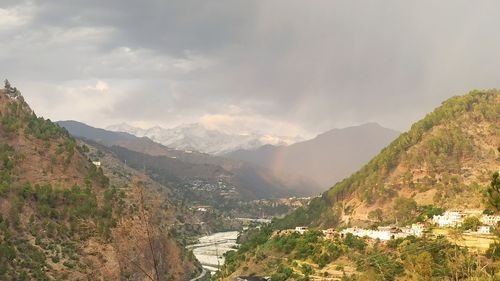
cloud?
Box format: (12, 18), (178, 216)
(1, 0), (500, 136)
(94, 81), (109, 92)
(0, 2), (33, 30)
(199, 113), (304, 137)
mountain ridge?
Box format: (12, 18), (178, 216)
(0, 86), (200, 280)
(276, 89), (499, 229)
(106, 122), (303, 155)
(59, 120), (323, 199)
(226, 122), (400, 188)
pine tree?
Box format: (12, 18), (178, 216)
(486, 171), (500, 212)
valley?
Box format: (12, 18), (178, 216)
(212, 90), (500, 280)
(3, 2), (500, 280)
(1, 83), (498, 281)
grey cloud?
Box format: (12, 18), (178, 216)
(1, 0), (499, 135)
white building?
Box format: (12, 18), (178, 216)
(92, 161), (101, 167)
(295, 226), (308, 234)
(341, 224), (426, 241)
(401, 223), (425, 237)
(341, 227), (398, 241)
(432, 211), (464, 227)
(481, 215), (500, 226)
(477, 226), (491, 235)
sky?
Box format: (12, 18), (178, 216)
(1, 1), (499, 137)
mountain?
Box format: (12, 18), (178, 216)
(226, 123), (400, 188)
(0, 86), (200, 280)
(214, 90), (500, 281)
(59, 121), (322, 199)
(278, 90), (499, 228)
(106, 122), (303, 155)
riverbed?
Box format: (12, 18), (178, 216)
(188, 231), (239, 273)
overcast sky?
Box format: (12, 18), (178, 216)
(1, 1), (499, 137)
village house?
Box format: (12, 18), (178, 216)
(341, 224), (425, 241)
(295, 226), (308, 234)
(92, 161), (101, 167)
(432, 211), (464, 227)
(433, 210), (500, 228)
(341, 227), (397, 241)
(401, 223), (425, 237)
(481, 215), (500, 226)
(193, 205), (211, 212)
(271, 229), (294, 238)
(322, 228), (337, 239)
(477, 225), (491, 235)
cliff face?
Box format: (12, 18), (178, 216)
(0, 87), (200, 280)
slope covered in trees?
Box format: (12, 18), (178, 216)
(0, 83), (200, 280)
(278, 90), (499, 228)
(213, 90), (499, 280)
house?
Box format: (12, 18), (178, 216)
(341, 227), (399, 241)
(432, 211), (464, 227)
(322, 228), (337, 239)
(401, 223), (425, 237)
(295, 226), (308, 234)
(194, 205), (211, 212)
(340, 224), (424, 241)
(92, 161), (101, 167)
(271, 229), (295, 238)
(477, 226), (491, 235)
(481, 215), (500, 226)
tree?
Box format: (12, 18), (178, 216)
(394, 197), (417, 224)
(486, 171), (500, 212)
(4, 79), (11, 90)
(461, 216), (480, 231)
(412, 251), (433, 280)
(368, 208), (384, 222)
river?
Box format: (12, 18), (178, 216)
(188, 231), (239, 274)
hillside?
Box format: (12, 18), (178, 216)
(0, 85), (200, 280)
(59, 121), (322, 199)
(214, 90), (500, 281)
(226, 123), (400, 188)
(278, 90), (499, 228)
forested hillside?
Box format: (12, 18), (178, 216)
(278, 90), (499, 228)
(213, 90), (499, 280)
(0, 84), (200, 280)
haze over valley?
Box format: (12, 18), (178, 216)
(1, 1), (499, 280)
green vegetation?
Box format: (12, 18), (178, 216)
(486, 171), (500, 213)
(460, 216), (481, 231)
(215, 229), (497, 280)
(1, 82), (73, 143)
(0, 144), (16, 195)
(368, 208), (383, 222)
(213, 91), (500, 279)
(273, 90), (499, 229)
(0, 181), (118, 279)
(393, 197), (418, 223)
(0, 84), (120, 279)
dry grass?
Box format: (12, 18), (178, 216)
(432, 228), (498, 253)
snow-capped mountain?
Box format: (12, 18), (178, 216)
(106, 123), (303, 155)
